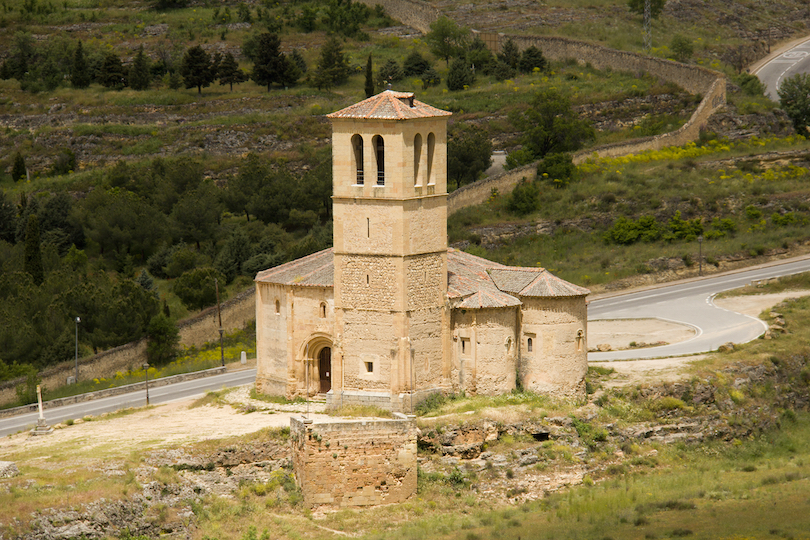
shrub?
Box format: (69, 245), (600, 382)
(403, 50), (430, 76)
(537, 152), (576, 188)
(507, 179), (540, 215)
(173, 267), (227, 311)
(518, 46), (546, 73)
(447, 57), (475, 91)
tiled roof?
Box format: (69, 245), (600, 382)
(326, 90), (452, 121)
(255, 248), (334, 287)
(255, 247), (588, 305)
(489, 267), (590, 298)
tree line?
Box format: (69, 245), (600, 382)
(0, 153), (333, 383)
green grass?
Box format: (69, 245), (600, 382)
(717, 271), (810, 298)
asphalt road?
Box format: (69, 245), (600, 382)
(0, 368), (256, 437)
(754, 37), (810, 100)
(588, 256), (810, 361)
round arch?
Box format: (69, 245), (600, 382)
(298, 333), (333, 395)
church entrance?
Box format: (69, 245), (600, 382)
(318, 347), (332, 393)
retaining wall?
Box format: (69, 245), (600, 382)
(0, 288), (256, 406)
(356, 0), (438, 33)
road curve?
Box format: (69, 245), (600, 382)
(753, 35), (810, 100)
(588, 256), (810, 361)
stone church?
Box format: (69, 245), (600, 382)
(254, 90), (589, 413)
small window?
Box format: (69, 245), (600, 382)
(320, 303), (327, 318)
(413, 133), (423, 186)
(365, 361), (374, 373)
(275, 300), (280, 314)
(576, 329), (585, 352)
(426, 132), (436, 185)
(461, 338), (470, 355)
(352, 134), (364, 185)
(527, 337), (533, 352)
(366, 274), (370, 285)
(367, 217), (370, 238)
(373, 135), (385, 185)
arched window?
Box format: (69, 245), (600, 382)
(576, 329), (584, 352)
(426, 132), (435, 185)
(527, 337), (533, 353)
(413, 133), (423, 186)
(275, 299), (280, 314)
(373, 135), (385, 185)
(320, 303), (327, 318)
(352, 134), (364, 185)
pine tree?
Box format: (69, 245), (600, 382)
(24, 214), (44, 286)
(11, 152), (26, 182)
(129, 45), (151, 90)
(71, 41), (90, 89)
(364, 54), (374, 98)
(180, 45), (215, 94)
(99, 52), (127, 90)
(218, 52), (248, 91)
(313, 37), (350, 90)
(250, 33), (286, 91)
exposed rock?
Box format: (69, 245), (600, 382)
(596, 343), (612, 352)
(717, 342), (736, 353)
(0, 461), (19, 478)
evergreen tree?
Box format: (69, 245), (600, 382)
(377, 58), (403, 87)
(289, 49), (307, 73)
(71, 41), (90, 89)
(518, 46), (547, 73)
(313, 37), (350, 90)
(146, 314), (179, 365)
(425, 16), (470, 66)
(99, 52), (127, 90)
(24, 214), (44, 286)
(218, 52), (248, 91)
(250, 32), (286, 91)
(129, 45), (151, 90)
(11, 152), (26, 182)
(403, 50), (430, 77)
(364, 54), (374, 98)
(498, 38), (520, 69)
(278, 54), (302, 87)
(0, 192), (16, 243)
(446, 58), (475, 91)
(180, 45), (215, 94)
(421, 67), (441, 90)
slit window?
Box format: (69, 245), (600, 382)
(427, 132), (435, 185)
(461, 338), (470, 355)
(527, 337), (533, 352)
(365, 361), (374, 373)
(275, 300), (280, 314)
(352, 134), (364, 185)
(320, 303), (327, 318)
(373, 135), (385, 185)
(413, 133), (422, 186)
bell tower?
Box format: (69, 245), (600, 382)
(326, 90), (452, 412)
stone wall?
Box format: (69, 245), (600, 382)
(0, 288), (256, 407)
(355, 0), (439, 33)
(447, 164), (536, 215)
(451, 307), (519, 395)
(291, 416), (417, 507)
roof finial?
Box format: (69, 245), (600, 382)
(387, 82), (392, 91)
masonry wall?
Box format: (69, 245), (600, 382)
(291, 417), (418, 507)
(355, 0), (439, 33)
(451, 307), (519, 395)
(519, 297), (588, 399)
(0, 288), (256, 406)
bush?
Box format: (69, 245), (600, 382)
(536, 152), (576, 188)
(518, 46), (546, 73)
(377, 58), (403, 86)
(146, 314), (180, 365)
(507, 179), (540, 215)
(504, 148), (535, 170)
(403, 50), (430, 76)
(421, 67), (441, 89)
(447, 58), (475, 91)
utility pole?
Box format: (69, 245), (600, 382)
(74, 316), (81, 383)
(215, 278), (224, 367)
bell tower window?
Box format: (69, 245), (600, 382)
(373, 135), (385, 185)
(427, 132), (435, 185)
(413, 133), (423, 186)
(352, 134), (364, 185)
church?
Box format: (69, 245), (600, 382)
(254, 90), (589, 413)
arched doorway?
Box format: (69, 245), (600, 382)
(318, 347), (332, 393)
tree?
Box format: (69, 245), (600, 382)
(0, 192), (16, 243)
(24, 214), (44, 286)
(377, 58), (403, 87)
(507, 179), (540, 215)
(11, 152), (26, 182)
(214, 229), (253, 282)
(403, 50), (430, 77)
(99, 52), (126, 90)
(218, 52), (248, 91)
(628, 0), (666, 18)
(446, 58), (475, 91)
(510, 89), (595, 159)
(146, 314), (179, 365)
(447, 126), (492, 190)
(313, 37), (350, 90)
(129, 45), (151, 90)
(498, 38), (520, 70)
(778, 73), (810, 134)
(421, 67), (441, 90)
(537, 153), (577, 188)
(181, 45), (215, 94)
(669, 35), (693, 63)
(71, 41), (90, 89)
(250, 33), (286, 91)
(364, 54), (374, 98)
(173, 267), (227, 311)
(518, 46), (547, 73)
(467, 39), (495, 75)
(425, 16), (470, 66)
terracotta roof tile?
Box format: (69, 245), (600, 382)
(254, 248), (334, 287)
(327, 90), (452, 121)
(489, 267), (590, 298)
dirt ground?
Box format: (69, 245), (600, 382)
(1, 291), (808, 460)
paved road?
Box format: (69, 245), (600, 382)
(754, 37), (810, 100)
(0, 369), (256, 437)
(588, 256), (810, 361)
